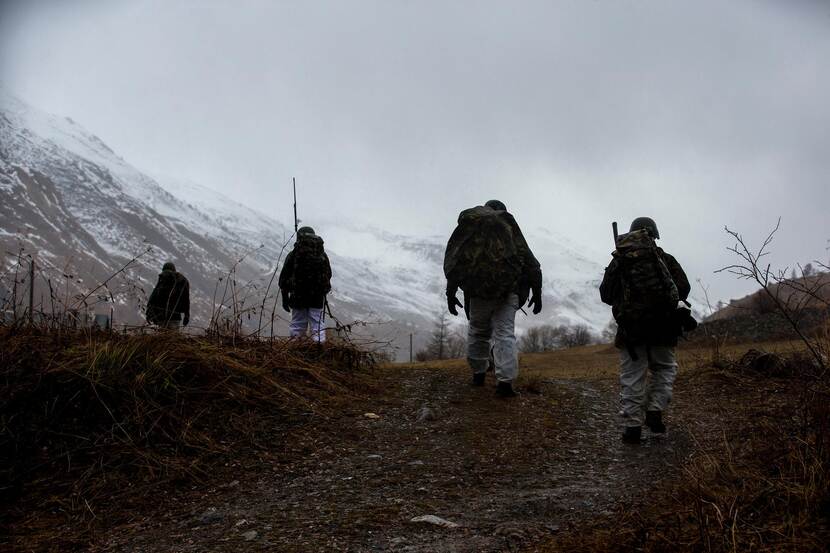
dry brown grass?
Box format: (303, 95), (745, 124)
(394, 339), (807, 381)
(398, 340), (829, 552)
(0, 327), (374, 551)
(515, 341), (829, 553)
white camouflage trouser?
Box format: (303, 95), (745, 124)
(290, 307), (326, 342)
(467, 294), (519, 383)
(619, 345), (678, 427)
(159, 319), (181, 330)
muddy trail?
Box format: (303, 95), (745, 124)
(99, 366), (692, 552)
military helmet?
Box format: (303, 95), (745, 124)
(629, 217), (660, 239)
(162, 262), (176, 272)
(297, 226), (316, 236)
(485, 199), (507, 211)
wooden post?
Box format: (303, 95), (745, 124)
(28, 256), (35, 324)
(409, 333), (413, 363)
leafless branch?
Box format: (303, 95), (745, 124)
(717, 219), (826, 373)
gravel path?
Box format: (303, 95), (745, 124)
(99, 365), (691, 552)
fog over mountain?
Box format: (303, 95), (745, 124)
(1, 0), (829, 308)
(1, 91), (611, 357)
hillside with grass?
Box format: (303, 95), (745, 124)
(1, 322), (828, 552)
(0, 329), (375, 551)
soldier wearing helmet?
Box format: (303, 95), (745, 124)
(600, 217), (691, 443)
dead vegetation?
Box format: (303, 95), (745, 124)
(534, 222), (830, 553)
(533, 348), (829, 553)
(0, 327), (374, 551)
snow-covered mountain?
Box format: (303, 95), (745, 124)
(0, 89), (611, 358)
(313, 221), (610, 335)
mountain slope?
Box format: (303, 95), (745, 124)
(0, 90), (612, 357)
(0, 87), (286, 325)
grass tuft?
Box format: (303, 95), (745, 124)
(0, 327), (374, 550)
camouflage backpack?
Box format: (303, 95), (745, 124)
(612, 229), (679, 329)
(443, 206), (523, 299)
(290, 234), (331, 298)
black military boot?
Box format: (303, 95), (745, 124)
(471, 372), (486, 387)
(645, 410), (666, 434)
(622, 426), (642, 444)
(495, 381), (517, 398)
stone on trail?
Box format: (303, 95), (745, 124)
(363, 412), (380, 419)
(197, 507), (224, 525)
(242, 530), (258, 541)
(410, 515), (461, 528)
(740, 349), (787, 376)
(416, 404), (436, 423)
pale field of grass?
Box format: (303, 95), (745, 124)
(390, 338), (808, 381)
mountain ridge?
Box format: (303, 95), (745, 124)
(0, 90), (611, 358)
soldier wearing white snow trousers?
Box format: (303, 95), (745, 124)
(600, 217), (694, 444)
(279, 226), (332, 342)
(443, 200), (543, 398)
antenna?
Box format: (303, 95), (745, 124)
(293, 177), (298, 233)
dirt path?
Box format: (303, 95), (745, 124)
(99, 365), (692, 552)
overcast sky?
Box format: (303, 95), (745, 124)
(2, 0), (829, 305)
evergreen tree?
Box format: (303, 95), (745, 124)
(426, 311), (450, 360)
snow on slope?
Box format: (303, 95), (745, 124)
(1, 88), (613, 357)
(1, 87), (170, 212)
(146, 184), (614, 337)
(0, 88), (284, 325)
(302, 220), (612, 335)
(318, 223), (446, 315)
(151, 174), (287, 239)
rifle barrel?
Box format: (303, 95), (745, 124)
(293, 177), (298, 233)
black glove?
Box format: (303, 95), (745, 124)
(527, 287), (542, 314)
(447, 288), (463, 316)
(282, 291), (291, 313)
(675, 305), (698, 333)
(182, 313), (190, 327)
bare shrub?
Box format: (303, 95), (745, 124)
(519, 325), (545, 353)
(519, 323), (595, 352)
(716, 218), (828, 374)
(601, 319), (617, 343)
(446, 330), (466, 359)
(564, 324), (594, 347)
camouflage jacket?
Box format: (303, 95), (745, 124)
(600, 248), (690, 347)
(445, 210), (542, 305)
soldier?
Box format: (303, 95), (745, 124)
(279, 226), (332, 342)
(146, 262), (190, 329)
(600, 217), (692, 443)
(444, 200), (543, 397)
